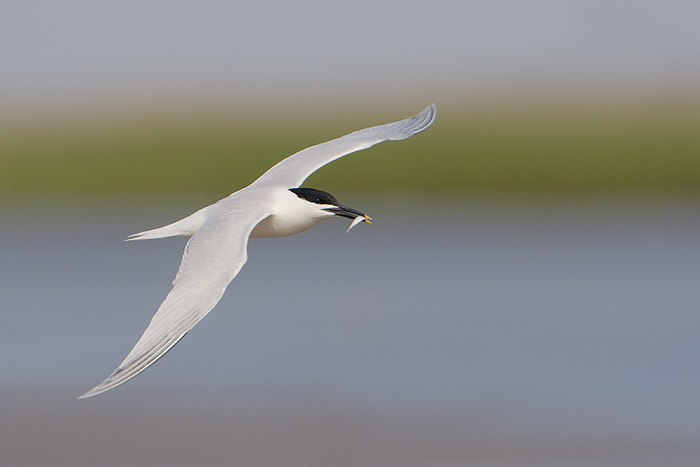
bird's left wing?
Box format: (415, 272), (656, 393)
(249, 104), (436, 189)
(79, 207), (269, 399)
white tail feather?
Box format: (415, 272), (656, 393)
(126, 208), (208, 241)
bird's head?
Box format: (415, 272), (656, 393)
(289, 187), (372, 232)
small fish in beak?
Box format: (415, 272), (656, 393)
(346, 215), (372, 233)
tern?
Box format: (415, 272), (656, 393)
(80, 104), (436, 398)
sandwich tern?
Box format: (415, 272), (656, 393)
(79, 104), (436, 398)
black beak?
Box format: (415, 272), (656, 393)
(323, 204), (371, 221)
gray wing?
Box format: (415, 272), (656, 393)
(79, 208), (269, 398)
(249, 104), (436, 189)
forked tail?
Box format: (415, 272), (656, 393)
(126, 208), (207, 241)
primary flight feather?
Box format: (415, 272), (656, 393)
(80, 104), (436, 398)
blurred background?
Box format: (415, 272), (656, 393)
(2, 1), (700, 466)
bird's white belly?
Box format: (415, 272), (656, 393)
(249, 213), (323, 238)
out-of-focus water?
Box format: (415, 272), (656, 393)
(1, 198), (699, 466)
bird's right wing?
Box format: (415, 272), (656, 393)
(79, 206), (269, 398)
(249, 104), (436, 189)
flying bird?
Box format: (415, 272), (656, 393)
(80, 104), (436, 398)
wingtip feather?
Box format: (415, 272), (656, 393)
(412, 103), (437, 133)
(389, 103), (437, 140)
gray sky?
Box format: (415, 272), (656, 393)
(2, 1), (699, 114)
